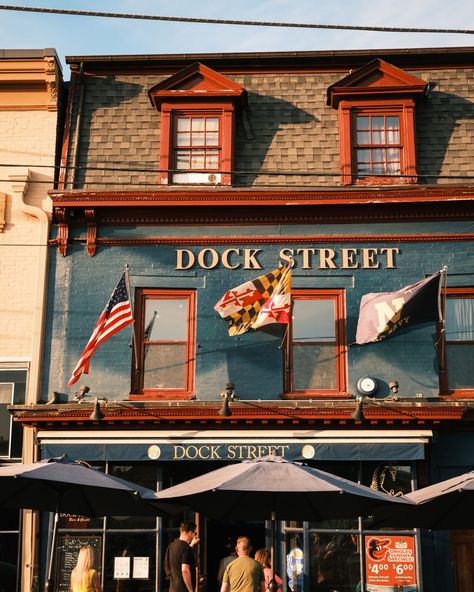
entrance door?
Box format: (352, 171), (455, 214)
(202, 519), (266, 592)
(452, 530), (474, 591)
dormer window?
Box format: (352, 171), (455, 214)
(327, 59), (427, 185)
(173, 114), (220, 184)
(149, 62), (246, 185)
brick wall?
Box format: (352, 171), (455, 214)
(0, 110), (56, 358)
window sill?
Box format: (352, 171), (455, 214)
(129, 392), (195, 401)
(282, 392), (351, 400)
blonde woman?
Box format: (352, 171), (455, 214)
(255, 549), (283, 592)
(70, 545), (102, 592)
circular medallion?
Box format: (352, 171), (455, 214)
(301, 444), (315, 459)
(148, 445), (161, 460)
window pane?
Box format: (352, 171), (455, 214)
(206, 117), (219, 131)
(191, 132), (205, 146)
(176, 152), (189, 170)
(191, 151), (205, 168)
(0, 533), (19, 591)
(309, 533), (360, 592)
(177, 118), (190, 131)
(372, 149), (385, 163)
(143, 344), (187, 389)
(356, 131), (370, 144)
(372, 116), (384, 130)
(387, 147), (400, 162)
(293, 300), (335, 342)
(356, 149), (370, 163)
(0, 371), (26, 459)
(108, 463), (157, 529)
(356, 116), (369, 130)
(145, 300), (187, 341)
(293, 344), (336, 390)
(446, 298), (474, 340)
(386, 161), (401, 174)
(103, 532), (156, 592)
(176, 132), (189, 147)
(206, 132), (219, 146)
(386, 116), (399, 130)
(386, 128), (400, 144)
(372, 129), (385, 144)
(192, 118), (205, 131)
(357, 163), (371, 175)
(447, 344), (474, 389)
(206, 151), (219, 169)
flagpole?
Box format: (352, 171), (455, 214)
(124, 264), (139, 371)
(437, 266), (448, 372)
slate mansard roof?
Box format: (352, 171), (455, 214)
(60, 47), (474, 191)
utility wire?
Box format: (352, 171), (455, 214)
(0, 4), (473, 35)
(0, 164), (474, 181)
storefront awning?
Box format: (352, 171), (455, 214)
(38, 429), (431, 462)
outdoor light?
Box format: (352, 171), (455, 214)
(74, 384), (90, 402)
(351, 396), (365, 421)
(219, 383), (237, 417)
(89, 397), (104, 421)
(388, 380), (399, 400)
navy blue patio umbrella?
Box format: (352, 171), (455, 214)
(0, 455), (169, 591)
(154, 455), (413, 587)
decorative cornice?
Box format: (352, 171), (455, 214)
(62, 232), (474, 248)
(49, 185), (474, 208)
(11, 401), (465, 428)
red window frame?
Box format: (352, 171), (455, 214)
(339, 100), (417, 186)
(172, 111), (222, 176)
(440, 287), (474, 397)
(353, 112), (402, 176)
(283, 289), (348, 399)
(159, 102), (234, 186)
(130, 289), (196, 400)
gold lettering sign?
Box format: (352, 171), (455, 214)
(172, 444), (290, 461)
(175, 247), (399, 270)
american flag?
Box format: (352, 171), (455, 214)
(68, 273), (134, 386)
(214, 264), (292, 336)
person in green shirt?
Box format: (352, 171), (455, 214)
(221, 537), (265, 592)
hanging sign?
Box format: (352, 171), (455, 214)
(364, 535), (417, 591)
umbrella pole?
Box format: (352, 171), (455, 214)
(45, 511), (59, 592)
(268, 511), (278, 592)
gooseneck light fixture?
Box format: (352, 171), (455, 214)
(219, 383), (237, 417)
(89, 397), (104, 421)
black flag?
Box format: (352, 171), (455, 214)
(355, 272), (442, 345)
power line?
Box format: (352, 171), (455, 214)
(0, 4), (473, 35)
(0, 164), (474, 182)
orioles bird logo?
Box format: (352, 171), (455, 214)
(367, 537), (391, 561)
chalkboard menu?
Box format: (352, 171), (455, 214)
(55, 534), (102, 592)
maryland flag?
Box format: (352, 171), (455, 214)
(355, 271), (443, 345)
(214, 264), (292, 336)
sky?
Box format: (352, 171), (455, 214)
(0, 0), (473, 77)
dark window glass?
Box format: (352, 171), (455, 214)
(354, 114), (401, 176)
(446, 296), (474, 390)
(134, 291), (195, 397)
(288, 293), (345, 394)
(0, 370), (26, 458)
(103, 532), (156, 592)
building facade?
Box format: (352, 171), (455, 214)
(0, 48), (62, 592)
(11, 47), (474, 592)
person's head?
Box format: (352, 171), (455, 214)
(255, 548), (271, 568)
(179, 521), (197, 544)
(235, 536), (252, 557)
(71, 546), (94, 589)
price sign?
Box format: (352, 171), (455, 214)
(365, 535), (417, 591)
